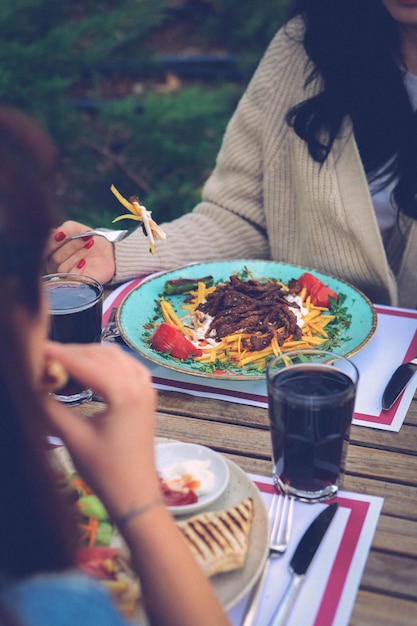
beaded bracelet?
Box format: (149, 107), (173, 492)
(115, 495), (164, 528)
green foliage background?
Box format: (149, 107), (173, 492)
(0, 0), (291, 227)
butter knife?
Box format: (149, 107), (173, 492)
(269, 502), (339, 626)
(382, 357), (417, 410)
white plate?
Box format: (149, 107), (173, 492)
(155, 441), (230, 515)
(155, 438), (269, 611)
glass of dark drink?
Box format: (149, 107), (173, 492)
(42, 273), (104, 405)
(266, 349), (359, 503)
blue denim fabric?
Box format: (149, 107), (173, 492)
(0, 571), (131, 626)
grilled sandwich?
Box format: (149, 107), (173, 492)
(177, 497), (254, 577)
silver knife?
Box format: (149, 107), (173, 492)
(382, 357), (417, 410)
(269, 502), (339, 626)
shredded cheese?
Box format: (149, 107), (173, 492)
(110, 184), (166, 255)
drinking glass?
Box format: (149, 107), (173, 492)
(42, 273), (104, 404)
(266, 349), (359, 503)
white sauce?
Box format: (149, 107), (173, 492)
(162, 459), (215, 495)
(285, 294), (308, 329)
(191, 311), (215, 342)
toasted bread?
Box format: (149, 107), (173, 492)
(177, 497), (254, 577)
(42, 358), (68, 392)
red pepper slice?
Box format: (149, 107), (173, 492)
(149, 322), (202, 360)
(298, 272), (338, 308)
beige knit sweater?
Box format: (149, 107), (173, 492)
(113, 18), (417, 308)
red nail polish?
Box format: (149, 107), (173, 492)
(76, 258), (86, 269)
(84, 239), (94, 250)
(54, 231), (66, 242)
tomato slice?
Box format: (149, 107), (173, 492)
(160, 480), (198, 506)
(310, 283), (338, 308)
(298, 273), (338, 308)
(298, 272), (319, 293)
(76, 547), (118, 579)
(149, 323), (202, 360)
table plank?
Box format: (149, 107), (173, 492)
(371, 516), (417, 556)
(157, 389), (269, 428)
(350, 423), (417, 453)
(157, 390), (417, 455)
(351, 590), (417, 626)
(343, 475), (417, 520)
(345, 446), (417, 484)
(361, 551), (417, 599)
(156, 411), (271, 458)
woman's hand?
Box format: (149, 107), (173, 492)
(45, 221), (116, 284)
(43, 341), (160, 518)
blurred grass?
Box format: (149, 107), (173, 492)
(0, 0), (291, 227)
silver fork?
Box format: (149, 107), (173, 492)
(242, 493), (294, 626)
(66, 225), (140, 243)
(101, 307), (120, 342)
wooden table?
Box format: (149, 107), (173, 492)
(79, 384), (417, 626)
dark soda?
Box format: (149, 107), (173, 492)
(268, 365), (355, 497)
(46, 281), (102, 344)
(44, 278), (103, 402)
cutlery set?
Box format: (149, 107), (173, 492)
(242, 494), (294, 626)
(242, 495), (339, 626)
(268, 503), (339, 626)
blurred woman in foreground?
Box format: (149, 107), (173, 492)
(0, 107), (229, 626)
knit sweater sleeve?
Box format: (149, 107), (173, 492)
(112, 24), (300, 284)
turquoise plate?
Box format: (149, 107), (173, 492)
(116, 260), (377, 380)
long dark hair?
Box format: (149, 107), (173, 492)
(0, 108), (76, 583)
(286, 0), (417, 220)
